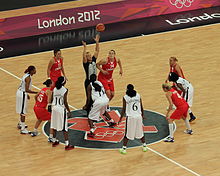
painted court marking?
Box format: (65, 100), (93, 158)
(0, 65), (202, 176)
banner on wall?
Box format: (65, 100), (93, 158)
(0, 0), (220, 40)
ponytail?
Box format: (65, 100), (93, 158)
(43, 79), (52, 87)
(55, 76), (65, 89)
(24, 65), (35, 73)
(126, 84), (136, 97)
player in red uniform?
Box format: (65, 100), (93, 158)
(30, 79), (53, 139)
(47, 49), (67, 90)
(97, 50), (123, 107)
(166, 57), (185, 96)
(166, 57), (185, 82)
(162, 83), (193, 142)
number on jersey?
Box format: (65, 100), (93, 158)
(132, 102), (138, 111)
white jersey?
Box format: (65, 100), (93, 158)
(124, 93), (142, 118)
(18, 73), (32, 92)
(176, 77), (193, 91)
(91, 81), (108, 101)
(52, 86), (67, 108)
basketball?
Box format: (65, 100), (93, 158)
(96, 23), (105, 32)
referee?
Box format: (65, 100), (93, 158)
(82, 34), (100, 112)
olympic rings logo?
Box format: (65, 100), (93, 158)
(0, 47), (3, 52)
(169, 0), (194, 8)
(94, 130), (124, 139)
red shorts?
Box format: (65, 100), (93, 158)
(34, 106), (51, 121)
(170, 105), (189, 120)
(50, 76), (60, 90)
(98, 78), (114, 92)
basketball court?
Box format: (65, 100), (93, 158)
(0, 0), (220, 175)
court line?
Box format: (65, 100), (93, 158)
(0, 65), (202, 176)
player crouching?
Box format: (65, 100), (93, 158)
(85, 74), (116, 137)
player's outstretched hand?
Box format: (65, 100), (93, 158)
(94, 34), (100, 43)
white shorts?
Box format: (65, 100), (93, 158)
(184, 86), (194, 107)
(88, 97), (109, 121)
(51, 106), (68, 131)
(16, 89), (28, 115)
(126, 116), (144, 140)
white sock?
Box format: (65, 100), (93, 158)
(90, 128), (95, 133)
(65, 141), (69, 146)
(143, 143), (146, 147)
(169, 123), (174, 138)
(188, 108), (192, 113)
(52, 138), (56, 143)
(184, 119), (191, 130)
(122, 146), (127, 149)
(20, 122), (25, 130)
(34, 128), (37, 132)
(49, 134), (53, 138)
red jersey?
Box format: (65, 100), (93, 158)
(50, 57), (63, 80)
(98, 57), (117, 81)
(170, 88), (188, 108)
(170, 64), (185, 78)
(35, 87), (49, 108)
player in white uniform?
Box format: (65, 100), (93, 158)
(16, 66), (38, 134)
(169, 72), (197, 122)
(118, 84), (147, 154)
(50, 76), (74, 150)
(85, 74), (116, 137)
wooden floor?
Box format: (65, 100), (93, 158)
(0, 19), (220, 176)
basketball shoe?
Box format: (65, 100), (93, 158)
(65, 145), (75, 150)
(119, 148), (127, 154)
(164, 136), (174, 142)
(184, 129), (193, 135)
(142, 145), (147, 152)
(52, 141), (59, 147)
(20, 129), (30, 134)
(30, 131), (40, 137)
(17, 123), (28, 129)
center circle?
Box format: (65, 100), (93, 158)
(43, 107), (169, 149)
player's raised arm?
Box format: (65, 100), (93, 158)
(93, 34), (100, 59)
(82, 41), (87, 63)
